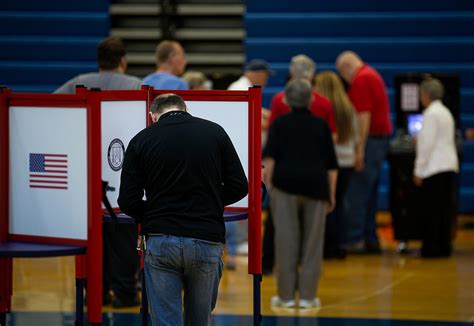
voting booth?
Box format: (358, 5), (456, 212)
(389, 74), (461, 242)
(0, 86), (262, 325)
(0, 87), (104, 325)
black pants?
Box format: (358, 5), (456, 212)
(324, 167), (353, 257)
(103, 222), (140, 299)
(420, 171), (457, 258)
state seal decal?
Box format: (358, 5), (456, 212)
(107, 138), (125, 171)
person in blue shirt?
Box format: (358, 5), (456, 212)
(142, 40), (189, 90)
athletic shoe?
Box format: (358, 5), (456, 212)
(271, 296), (296, 308)
(299, 298), (321, 309)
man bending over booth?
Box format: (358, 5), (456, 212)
(118, 94), (248, 325)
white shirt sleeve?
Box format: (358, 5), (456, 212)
(414, 112), (437, 178)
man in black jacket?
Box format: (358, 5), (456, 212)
(118, 93), (248, 326)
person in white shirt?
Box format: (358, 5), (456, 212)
(228, 59), (272, 90)
(226, 59), (272, 266)
(414, 78), (459, 258)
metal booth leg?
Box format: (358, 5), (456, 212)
(74, 256), (86, 326)
(75, 278), (85, 326)
(0, 312), (6, 326)
(0, 257), (13, 326)
(141, 267), (148, 325)
(253, 273), (262, 326)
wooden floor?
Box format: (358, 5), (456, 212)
(10, 214), (474, 323)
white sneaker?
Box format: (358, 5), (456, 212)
(271, 296), (296, 308)
(299, 298), (321, 309)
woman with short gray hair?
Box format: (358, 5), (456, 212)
(414, 78), (458, 257)
(263, 78), (338, 309)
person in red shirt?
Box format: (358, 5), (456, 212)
(336, 51), (392, 254)
(269, 55), (337, 134)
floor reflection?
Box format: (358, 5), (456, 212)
(5, 312), (472, 326)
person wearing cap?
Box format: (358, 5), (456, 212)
(225, 59), (272, 267)
(228, 59), (272, 90)
(268, 55), (336, 134)
(336, 51), (392, 254)
(263, 79), (338, 309)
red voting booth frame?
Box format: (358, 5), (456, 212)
(0, 86), (262, 325)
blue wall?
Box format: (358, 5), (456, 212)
(246, 0), (474, 212)
(0, 0), (109, 92)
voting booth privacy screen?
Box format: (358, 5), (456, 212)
(1, 91), (101, 246)
(9, 107), (89, 241)
(1, 88), (261, 247)
(98, 92), (258, 212)
(154, 89), (263, 275)
(186, 100), (249, 207)
(0, 87), (262, 324)
(100, 96), (149, 209)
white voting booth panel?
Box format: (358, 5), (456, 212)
(101, 100), (148, 208)
(100, 98), (250, 209)
(186, 101), (249, 208)
(9, 107), (88, 241)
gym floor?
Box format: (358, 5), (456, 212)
(6, 214), (474, 325)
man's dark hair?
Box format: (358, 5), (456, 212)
(97, 37), (126, 70)
(150, 93), (187, 114)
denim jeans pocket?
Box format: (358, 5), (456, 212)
(145, 235), (168, 268)
(194, 239), (224, 274)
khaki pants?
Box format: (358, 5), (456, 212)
(270, 187), (327, 301)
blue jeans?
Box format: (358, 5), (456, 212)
(225, 222), (238, 256)
(144, 234), (224, 326)
(325, 167), (353, 253)
(345, 137), (389, 245)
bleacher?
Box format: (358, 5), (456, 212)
(245, 0), (474, 212)
(0, 0), (109, 92)
(1, 0), (474, 211)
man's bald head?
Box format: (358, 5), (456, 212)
(335, 51), (363, 83)
(155, 40), (187, 76)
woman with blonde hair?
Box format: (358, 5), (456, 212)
(182, 70), (212, 90)
(315, 71), (359, 259)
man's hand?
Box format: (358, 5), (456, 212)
(413, 175), (423, 187)
(355, 112), (370, 172)
(262, 158), (274, 190)
(327, 169), (338, 214)
(326, 194), (336, 214)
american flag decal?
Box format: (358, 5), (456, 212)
(29, 153), (68, 190)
